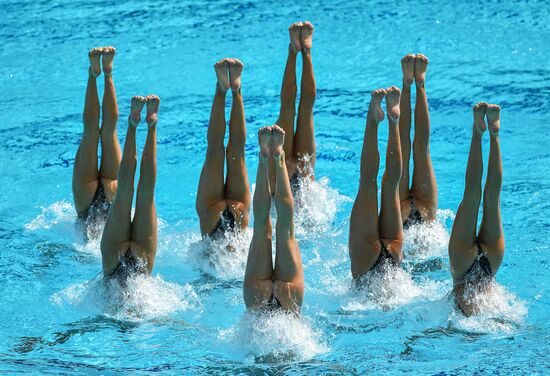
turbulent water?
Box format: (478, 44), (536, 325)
(1, 0), (549, 374)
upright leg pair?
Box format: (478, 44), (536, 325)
(349, 88), (404, 279)
(449, 103), (504, 314)
(100, 96), (160, 276)
(196, 58), (251, 237)
(73, 47), (120, 221)
(398, 54), (438, 224)
(244, 126), (304, 314)
(271, 21), (317, 187)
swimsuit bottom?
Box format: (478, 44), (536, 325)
(110, 249), (147, 281)
(77, 182), (111, 225)
(453, 241), (494, 288)
(208, 208), (236, 238)
(403, 200), (423, 229)
(369, 244), (398, 272)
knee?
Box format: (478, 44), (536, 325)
(301, 86), (316, 104)
(206, 145), (225, 156)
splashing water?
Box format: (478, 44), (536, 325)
(52, 273), (200, 322)
(219, 310), (328, 363)
(403, 208), (454, 260)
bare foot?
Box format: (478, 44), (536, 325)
(214, 59), (230, 93)
(145, 95), (160, 127)
(414, 54), (429, 87)
(228, 58), (243, 93)
(270, 125), (285, 158)
(368, 89), (386, 124)
(102, 46), (116, 76)
(473, 102), (488, 134)
(129, 96), (146, 128)
(300, 21), (314, 54)
(88, 48), (102, 77)
(289, 22), (303, 54)
(258, 126), (273, 158)
(385, 86), (401, 124)
(486, 104), (500, 135)
(401, 54), (415, 87)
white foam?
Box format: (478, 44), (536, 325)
(52, 273), (200, 322)
(403, 208), (453, 260)
(219, 310), (328, 363)
(24, 200), (76, 232)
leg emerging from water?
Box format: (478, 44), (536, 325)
(477, 104), (504, 271)
(398, 54), (414, 220)
(410, 54), (437, 220)
(272, 125), (304, 313)
(101, 96), (145, 276)
(449, 102), (486, 279)
(98, 46), (120, 203)
(196, 59), (230, 235)
(379, 87), (404, 263)
(294, 21), (316, 179)
(244, 127), (274, 310)
(225, 59), (251, 228)
(73, 48), (101, 214)
(348, 89), (385, 278)
(131, 95), (159, 274)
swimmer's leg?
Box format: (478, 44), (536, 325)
(130, 95), (159, 274)
(379, 87), (404, 263)
(196, 59), (230, 236)
(398, 54), (414, 220)
(100, 96), (145, 276)
(73, 48), (101, 215)
(348, 89), (385, 278)
(293, 21), (316, 179)
(410, 54), (437, 221)
(274, 25), (299, 183)
(449, 102), (486, 279)
(477, 104), (504, 270)
(244, 127), (274, 310)
(225, 59), (251, 227)
(98, 46), (120, 203)
(270, 126), (304, 313)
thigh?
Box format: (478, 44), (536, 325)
(198, 200), (227, 236)
(243, 233), (274, 309)
(130, 194), (157, 265)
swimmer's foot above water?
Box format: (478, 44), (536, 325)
(473, 102), (488, 134)
(271, 125), (285, 158)
(289, 22), (303, 54)
(300, 21), (314, 54)
(385, 86), (401, 124)
(414, 54), (429, 87)
(258, 126), (272, 158)
(146, 95), (160, 127)
(88, 47), (102, 78)
(486, 104), (500, 135)
(214, 58), (231, 93)
(228, 58), (243, 93)
(401, 54), (415, 87)
(368, 89), (386, 124)
(101, 46), (116, 76)
(129, 96), (146, 128)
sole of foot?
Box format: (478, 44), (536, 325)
(88, 48), (102, 77)
(214, 58), (230, 93)
(300, 21), (314, 54)
(258, 126), (273, 158)
(473, 102), (488, 134)
(270, 125), (285, 158)
(228, 58), (244, 93)
(102, 46), (116, 76)
(401, 54), (415, 87)
(129, 96), (147, 128)
(289, 22), (303, 54)
(385, 86), (401, 123)
(369, 89), (387, 123)
(414, 54), (429, 87)
(146, 95), (160, 127)
(486, 104), (500, 135)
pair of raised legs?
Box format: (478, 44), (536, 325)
(449, 103), (504, 314)
(399, 54), (437, 224)
(349, 88), (404, 278)
(244, 126), (304, 314)
(73, 47), (119, 220)
(196, 58), (251, 237)
(100, 95), (160, 276)
(270, 21), (317, 187)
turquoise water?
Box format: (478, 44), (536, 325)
(2, 0), (550, 373)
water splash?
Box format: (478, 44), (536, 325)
(52, 273), (200, 322)
(219, 310), (328, 363)
(24, 200), (76, 232)
(403, 208), (454, 260)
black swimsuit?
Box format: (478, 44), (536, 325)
(403, 199), (423, 229)
(454, 241), (494, 287)
(77, 183), (111, 225)
(208, 208), (236, 238)
(110, 250), (147, 281)
(369, 244), (398, 272)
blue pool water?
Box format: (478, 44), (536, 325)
(2, 0), (550, 373)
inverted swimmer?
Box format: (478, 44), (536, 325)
(349, 88), (404, 278)
(100, 95), (160, 277)
(244, 126), (304, 314)
(73, 47), (120, 235)
(270, 21), (317, 188)
(196, 58), (251, 237)
(399, 54), (437, 227)
(449, 103), (504, 316)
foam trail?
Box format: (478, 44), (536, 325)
(219, 310), (328, 363)
(52, 273), (200, 322)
